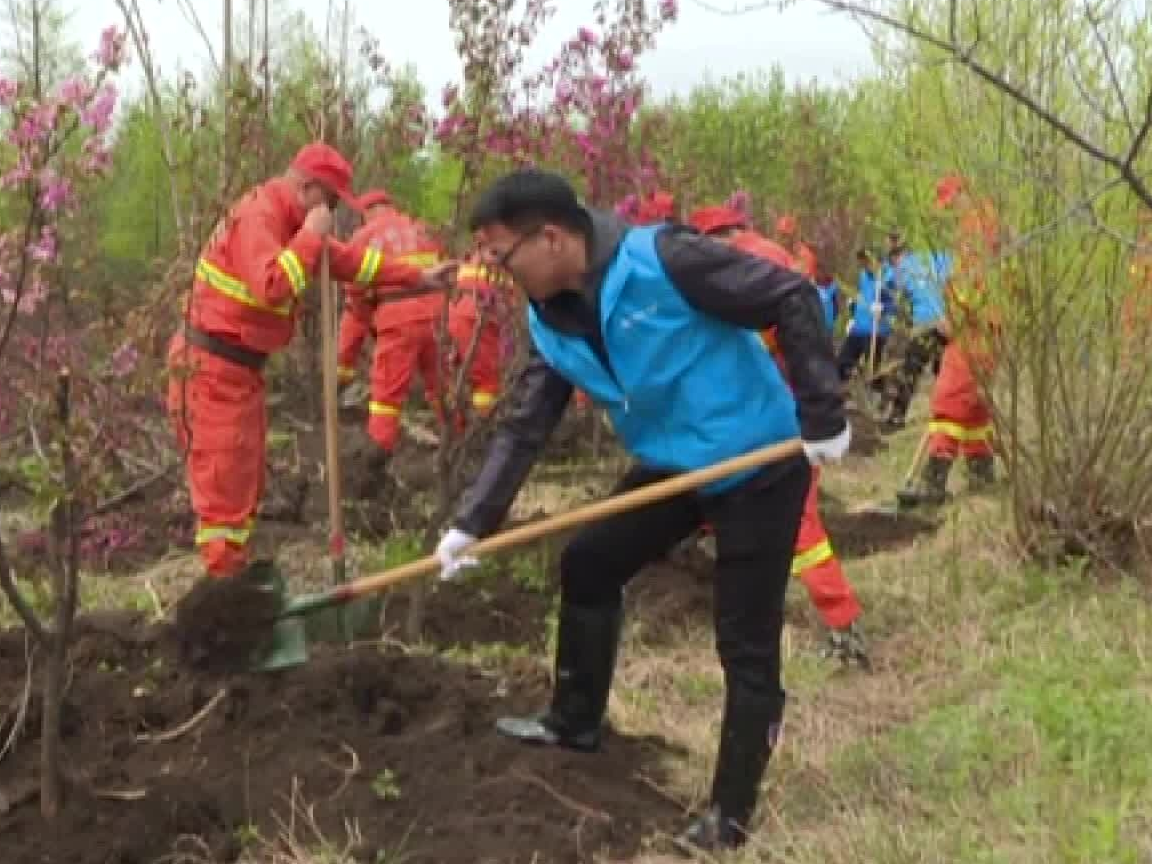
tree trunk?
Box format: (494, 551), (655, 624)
(221, 0), (233, 197)
(41, 372), (80, 819)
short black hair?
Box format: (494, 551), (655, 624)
(469, 169), (592, 235)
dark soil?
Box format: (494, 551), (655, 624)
(0, 612), (680, 864)
(386, 567), (556, 653)
(824, 510), (939, 560)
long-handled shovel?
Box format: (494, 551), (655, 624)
(252, 437), (805, 669)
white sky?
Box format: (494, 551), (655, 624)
(65, 0), (874, 102)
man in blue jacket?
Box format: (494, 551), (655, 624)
(883, 243), (950, 430)
(432, 170), (849, 852)
(837, 248), (897, 381)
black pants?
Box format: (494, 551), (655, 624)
(888, 328), (948, 418)
(560, 455), (811, 704)
(837, 333), (887, 383)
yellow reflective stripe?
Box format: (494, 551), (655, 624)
(356, 247), (383, 284)
(397, 251), (441, 267)
(458, 265), (489, 281)
(195, 519), (254, 546)
(472, 391), (496, 407)
(368, 401), (400, 417)
(928, 419), (993, 442)
(196, 258), (293, 318)
(791, 539), (833, 576)
(277, 249), (308, 296)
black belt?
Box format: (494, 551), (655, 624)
(183, 325), (268, 371)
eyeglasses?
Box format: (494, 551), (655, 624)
(495, 225), (544, 271)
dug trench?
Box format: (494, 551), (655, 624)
(0, 613), (683, 864)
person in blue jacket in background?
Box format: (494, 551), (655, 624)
(813, 264), (842, 336)
(883, 239), (951, 430)
(837, 248), (897, 381)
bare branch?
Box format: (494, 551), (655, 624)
(1084, 3), (1134, 136)
(1124, 86), (1152, 170)
(801, 0), (1152, 209)
(0, 534), (49, 645)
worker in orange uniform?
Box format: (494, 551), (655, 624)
(449, 255), (508, 419)
(167, 146), (457, 578)
(342, 191), (460, 468)
(690, 205), (867, 667)
(776, 213), (818, 279)
(898, 175), (1000, 507)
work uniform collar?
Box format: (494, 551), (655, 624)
(534, 208), (629, 336)
(264, 177), (307, 232)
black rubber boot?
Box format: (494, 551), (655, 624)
(896, 455), (953, 507)
(495, 603), (622, 753)
(678, 687), (783, 853)
(966, 454), (996, 491)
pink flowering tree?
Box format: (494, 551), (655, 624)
(0, 25), (131, 818)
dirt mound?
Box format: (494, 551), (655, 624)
(0, 615), (679, 864)
(846, 406), (885, 457)
(824, 510), (938, 559)
(386, 568), (556, 653)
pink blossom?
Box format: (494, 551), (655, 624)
(56, 75), (93, 107)
(10, 104), (54, 146)
(0, 78), (17, 106)
(577, 27), (598, 45)
(614, 51), (634, 72)
(38, 169), (73, 211)
(27, 226), (57, 263)
(1, 276), (47, 315)
(555, 80), (573, 103)
(80, 83), (117, 133)
(110, 342), (139, 377)
(659, 0), (678, 20)
(95, 26), (127, 70)
(83, 147), (113, 174)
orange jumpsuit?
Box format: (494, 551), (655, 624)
(167, 177), (428, 578)
(927, 200), (1000, 461)
(718, 228), (861, 630)
(450, 262), (506, 418)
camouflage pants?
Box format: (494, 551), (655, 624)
(887, 327), (948, 418)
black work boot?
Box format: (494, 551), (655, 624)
(966, 454), (996, 491)
(896, 455), (953, 507)
(822, 620), (872, 671)
(678, 686), (783, 853)
(495, 602), (622, 752)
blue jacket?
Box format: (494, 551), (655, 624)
(895, 252), (947, 327)
(848, 267), (897, 337)
(815, 280), (840, 332)
(528, 225), (800, 494)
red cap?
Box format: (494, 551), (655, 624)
(636, 190), (675, 223)
(291, 142), (358, 208)
(936, 174), (964, 209)
(357, 188), (392, 211)
(689, 206), (748, 236)
(775, 214), (797, 236)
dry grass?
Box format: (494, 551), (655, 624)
(607, 422), (1152, 863)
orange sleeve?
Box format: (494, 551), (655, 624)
(327, 237), (424, 290)
(228, 201), (323, 307)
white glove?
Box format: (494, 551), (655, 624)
(802, 424), (851, 465)
(435, 528), (480, 581)
(870, 302), (883, 316)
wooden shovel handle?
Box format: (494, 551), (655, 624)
(318, 243), (346, 562)
(343, 437), (805, 600)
